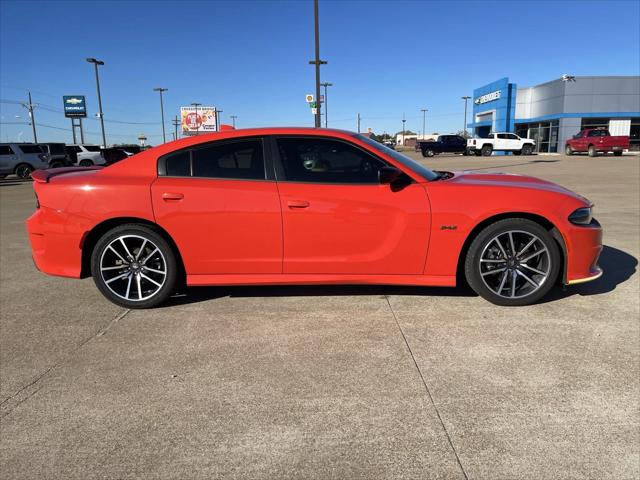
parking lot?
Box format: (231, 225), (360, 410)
(1, 152), (638, 479)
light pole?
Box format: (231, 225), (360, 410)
(86, 58), (107, 147)
(21, 91), (38, 143)
(402, 113), (406, 147)
(191, 102), (201, 135)
(320, 82), (332, 128)
(214, 108), (223, 131)
(420, 108), (428, 139)
(462, 96), (471, 136)
(230, 115), (237, 128)
(153, 87), (168, 143)
(172, 115), (180, 140)
(308, 0), (327, 128)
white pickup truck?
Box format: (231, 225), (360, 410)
(467, 133), (535, 156)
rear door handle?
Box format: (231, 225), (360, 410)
(162, 192), (184, 201)
(287, 200), (310, 209)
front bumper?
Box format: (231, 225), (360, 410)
(564, 219), (603, 285)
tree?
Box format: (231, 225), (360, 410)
(456, 130), (471, 139)
(394, 130), (416, 136)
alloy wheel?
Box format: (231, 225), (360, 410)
(99, 234), (167, 301)
(479, 230), (551, 299)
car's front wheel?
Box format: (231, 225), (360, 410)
(91, 224), (177, 308)
(422, 148), (435, 157)
(522, 144), (534, 155)
(465, 218), (560, 306)
(565, 145), (573, 155)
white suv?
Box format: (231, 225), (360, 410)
(65, 144), (106, 166)
(467, 133), (535, 156)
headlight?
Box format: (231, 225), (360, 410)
(568, 206), (593, 225)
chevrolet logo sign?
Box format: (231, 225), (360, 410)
(475, 90), (501, 105)
(65, 98), (83, 104)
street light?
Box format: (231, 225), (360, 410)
(191, 102), (201, 135)
(86, 57), (106, 147)
(153, 87), (168, 143)
(420, 108), (428, 139)
(461, 96), (471, 136)
(308, 0), (327, 128)
(320, 82), (333, 128)
(402, 114), (406, 147)
(230, 115), (237, 128)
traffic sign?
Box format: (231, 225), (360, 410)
(311, 108), (317, 114)
(305, 94), (314, 103)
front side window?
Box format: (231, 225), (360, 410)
(277, 137), (385, 183)
(18, 145), (43, 154)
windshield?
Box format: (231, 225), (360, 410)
(354, 134), (439, 181)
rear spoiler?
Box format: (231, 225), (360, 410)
(31, 166), (103, 183)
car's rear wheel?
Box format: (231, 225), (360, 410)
(565, 145), (573, 155)
(79, 159), (94, 167)
(481, 145), (493, 156)
(14, 163), (34, 179)
(91, 224), (177, 308)
(465, 218), (560, 306)
(588, 145), (597, 157)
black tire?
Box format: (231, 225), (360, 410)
(462, 149), (469, 156)
(79, 159), (94, 167)
(481, 145), (493, 156)
(423, 148), (435, 157)
(522, 144), (534, 155)
(91, 224), (177, 309)
(50, 161), (64, 169)
(464, 218), (560, 306)
(588, 145), (597, 157)
(474, 150), (482, 157)
(565, 145), (573, 156)
(613, 150), (623, 156)
(0, 174), (6, 179)
(14, 163), (34, 179)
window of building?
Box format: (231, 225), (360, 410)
(277, 137), (386, 183)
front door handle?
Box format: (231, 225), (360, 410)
(162, 192), (184, 201)
(287, 200), (310, 209)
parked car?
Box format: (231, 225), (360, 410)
(27, 127), (602, 308)
(0, 143), (50, 179)
(65, 144), (106, 166)
(101, 147), (130, 165)
(417, 135), (468, 157)
(565, 128), (630, 157)
(467, 133), (535, 156)
(37, 143), (73, 168)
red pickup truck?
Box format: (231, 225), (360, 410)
(565, 128), (629, 157)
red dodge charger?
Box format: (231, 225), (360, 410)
(26, 128), (602, 308)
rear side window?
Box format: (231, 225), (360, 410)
(18, 145), (43, 154)
(165, 151), (190, 176)
(277, 137), (385, 183)
(84, 145), (102, 152)
(0, 145), (14, 155)
(160, 139), (266, 180)
(66, 146), (82, 154)
(48, 144), (66, 154)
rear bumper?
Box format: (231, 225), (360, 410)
(564, 220), (603, 285)
(26, 208), (83, 278)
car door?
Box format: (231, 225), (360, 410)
(273, 136), (431, 274)
(151, 137), (283, 275)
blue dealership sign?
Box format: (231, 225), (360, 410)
(63, 95), (87, 118)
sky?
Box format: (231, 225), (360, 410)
(1, 0), (639, 145)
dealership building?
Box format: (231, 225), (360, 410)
(468, 76), (640, 152)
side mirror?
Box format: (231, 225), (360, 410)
(378, 166), (403, 184)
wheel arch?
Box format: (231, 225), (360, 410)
(14, 162), (35, 173)
(80, 217), (185, 281)
(455, 212), (567, 286)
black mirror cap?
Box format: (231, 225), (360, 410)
(378, 166), (403, 184)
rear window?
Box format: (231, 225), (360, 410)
(18, 145), (44, 154)
(0, 145), (14, 155)
(84, 145), (102, 152)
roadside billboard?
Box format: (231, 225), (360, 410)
(63, 96), (87, 118)
(181, 106), (217, 135)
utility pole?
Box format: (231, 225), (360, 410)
(420, 108), (428, 139)
(402, 113), (406, 147)
(22, 91), (38, 142)
(214, 108), (223, 131)
(461, 96), (471, 136)
(320, 82), (332, 128)
(86, 58), (107, 147)
(230, 115), (237, 128)
(172, 115), (180, 140)
(191, 103), (201, 135)
(308, 0), (327, 128)
(153, 87), (168, 143)
(357, 113), (361, 133)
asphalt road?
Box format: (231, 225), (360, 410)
(1, 153), (638, 479)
